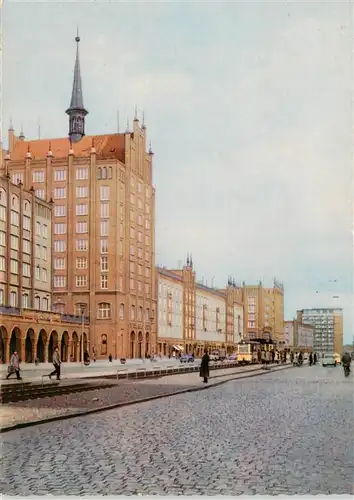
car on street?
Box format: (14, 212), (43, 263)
(180, 354), (195, 363)
(322, 354), (336, 367)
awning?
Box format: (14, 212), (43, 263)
(172, 345), (183, 351)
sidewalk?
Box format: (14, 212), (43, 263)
(0, 363), (292, 432)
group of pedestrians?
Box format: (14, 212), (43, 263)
(5, 347), (62, 381)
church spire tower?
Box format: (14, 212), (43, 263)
(66, 29), (88, 143)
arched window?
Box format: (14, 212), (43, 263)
(34, 296), (40, 310)
(146, 308), (150, 322)
(42, 297), (49, 311)
(22, 293), (29, 309)
(98, 302), (111, 319)
(24, 201), (30, 213)
(96, 167), (102, 180)
(12, 195), (19, 210)
(0, 188), (7, 205)
(10, 291), (17, 307)
(131, 305), (135, 320)
(138, 306), (143, 322)
(119, 303), (124, 320)
(102, 167), (107, 179)
(101, 334), (108, 355)
(108, 167), (113, 179)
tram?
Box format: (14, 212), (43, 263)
(236, 339), (277, 363)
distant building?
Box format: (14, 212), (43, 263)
(296, 308), (343, 354)
(156, 258), (243, 356)
(284, 320), (314, 351)
(233, 280), (284, 345)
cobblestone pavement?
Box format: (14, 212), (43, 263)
(1, 365), (353, 495)
(0, 364), (266, 429)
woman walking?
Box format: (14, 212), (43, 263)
(6, 351), (22, 380)
(200, 348), (210, 384)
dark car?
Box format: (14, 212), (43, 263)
(180, 354), (195, 363)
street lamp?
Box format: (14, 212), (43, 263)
(81, 306), (85, 365)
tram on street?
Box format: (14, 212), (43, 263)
(236, 339), (278, 363)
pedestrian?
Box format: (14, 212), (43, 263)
(261, 350), (266, 365)
(108, 354), (112, 362)
(313, 352), (317, 365)
(200, 348), (210, 383)
(6, 351), (22, 380)
(309, 353), (313, 366)
(265, 350), (271, 365)
(49, 347), (61, 380)
(271, 350), (275, 364)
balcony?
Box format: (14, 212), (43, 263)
(0, 305), (89, 325)
(0, 305), (21, 316)
(60, 313), (89, 325)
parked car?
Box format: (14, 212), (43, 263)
(180, 354), (195, 363)
(322, 354), (336, 367)
(228, 354), (237, 361)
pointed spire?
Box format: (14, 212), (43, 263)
(134, 104), (138, 121)
(142, 110), (146, 129)
(26, 143), (32, 159)
(66, 29), (88, 143)
(148, 141), (153, 155)
(187, 253), (190, 266)
(47, 141), (53, 158)
(190, 254), (193, 267)
(19, 124), (25, 140)
(9, 118), (14, 131)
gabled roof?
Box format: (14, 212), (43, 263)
(10, 134), (126, 162)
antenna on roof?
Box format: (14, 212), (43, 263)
(38, 117), (41, 140)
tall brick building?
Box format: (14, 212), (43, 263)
(1, 34), (157, 359)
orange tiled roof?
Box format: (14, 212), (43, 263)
(11, 134), (126, 162)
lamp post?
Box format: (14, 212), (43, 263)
(81, 306), (84, 366)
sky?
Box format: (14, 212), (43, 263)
(2, 0), (353, 343)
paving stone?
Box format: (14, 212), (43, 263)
(1, 366), (353, 495)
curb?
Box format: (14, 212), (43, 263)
(0, 365), (293, 433)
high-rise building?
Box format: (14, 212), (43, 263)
(296, 308), (343, 355)
(1, 34), (157, 359)
(233, 280), (284, 345)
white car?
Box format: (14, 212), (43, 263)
(322, 354), (336, 367)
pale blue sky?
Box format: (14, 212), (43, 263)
(3, 1), (353, 343)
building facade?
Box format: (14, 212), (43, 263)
(233, 279), (284, 345)
(296, 308), (343, 355)
(156, 259), (243, 355)
(284, 320), (314, 352)
(1, 35), (157, 359)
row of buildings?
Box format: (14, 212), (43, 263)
(0, 34), (343, 363)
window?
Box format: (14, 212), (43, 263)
(138, 182), (142, 193)
(42, 268), (48, 282)
(54, 223), (66, 235)
(130, 278), (135, 290)
(100, 239), (108, 254)
(76, 221), (88, 234)
(54, 170), (66, 181)
(0, 205), (6, 222)
(145, 202), (150, 214)
(130, 193), (135, 204)
(130, 245), (135, 256)
(35, 189), (45, 199)
(10, 291), (17, 307)
(23, 240), (31, 254)
(138, 198), (142, 210)
(131, 305), (136, 320)
(22, 293), (29, 308)
(145, 283), (149, 295)
(216, 308), (220, 331)
(76, 257), (87, 269)
(130, 227), (135, 239)
(76, 168), (88, 180)
(42, 297), (49, 311)
(101, 334), (108, 355)
(76, 239), (88, 251)
(76, 186), (88, 198)
(54, 240), (66, 252)
(0, 231), (5, 246)
(100, 203), (109, 218)
(120, 223), (124, 238)
(130, 262), (135, 273)
(130, 210), (135, 222)
(11, 235), (19, 250)
(12, 173), (24, 185)
(34, 296), (40, 309)
(145, 187), (150, 198)
(54, 187), (66, 199)
(76, 204), (88, 216)
(54, 276), (66, 288)
(145, 234), (149, 246)
(55, 205), (66, 217)
(54, 258), (66, 270)
(42, 225), (48, 239)
(138, 248), (143, 259)
(23, 215), (31, 230)
(119, 303), (124, 320)
(100, 275), (108, 289)
(0, 288), (3, 305)
(10, 259), (18, 274)
(100, 186), (109, 201)
(146, 308), (150, 322)
(138, 215), (142, 226)
(145, 267), (150, 278)
(203, 304), (207, 331)
(138, 306), (143, 322)
(42, 246), (47, 261)
(138, 231), (142, 243)
(76, 276), (87, 287)
(98, 302), (111, 319)
(145, 250), (149, 261)
(75, 303), (87, 316)
(32, 171), (44, 183)
(11, 211), (19, 226)
(35, 266), (40, 280)
(22, 263), (31, 277)
(100, 221), (108, 236)
(145, 219), (150, 230)
(36, 222), (41, 236)
(101, 256), (108, 272)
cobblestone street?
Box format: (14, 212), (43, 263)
(1, 365), (353, 495)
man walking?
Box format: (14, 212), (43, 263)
(6, 351), (22, 380)
(49, 347), (61, 381)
